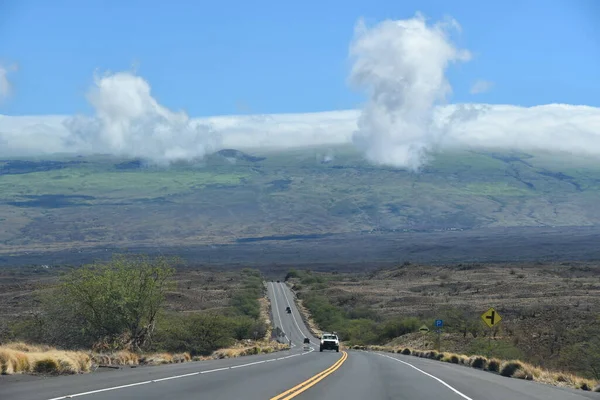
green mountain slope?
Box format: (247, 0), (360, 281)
(1, 146), (599, 252)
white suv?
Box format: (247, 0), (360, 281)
(319, 333), (340, 352)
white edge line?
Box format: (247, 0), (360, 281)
(152, 372), (200, 382)
(230, 360), (266, 369)
(47, 380), (153, 400)
(376, 353), (474, 400)
(200, 367), (230, 374)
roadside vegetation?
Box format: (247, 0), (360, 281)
(353, 345), (599, 392)
(286, 268), (424, 346)
(286, 264), (600, 391)
(0, 255), (285, 375)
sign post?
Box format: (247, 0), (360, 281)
(434, 319), (443, 352)
(481, 307), (502, 357)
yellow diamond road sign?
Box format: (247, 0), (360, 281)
(481, 307), (502, 328)
(419, 325), (429, 333)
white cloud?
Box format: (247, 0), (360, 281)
(349, 14), (472, 170)
(2, 103), (600, 162)
(0, 63), (17, 103)
(436, 103), (600, 156)
(470, 80), (494, 94)
(29, 71), (221, 164)
(0, 15), (599, 167)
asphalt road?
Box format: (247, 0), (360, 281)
(1, 281), (597, 400)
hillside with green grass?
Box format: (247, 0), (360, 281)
(1, 146), (600, 253)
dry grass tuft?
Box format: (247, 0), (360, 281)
(0, 344), (91, 375)
(259, 295), (273, 341)
(487, 358), (501, 372)
(533, 370), (597, 391)
(3, 342), (54, 353)
(469, 355), (487, 369)
(0, 343), (198, 375)
(207, 339), (289, 360)
(500, 360), (530, 379)
(442, 353), (461, 364)
(91, 350), (139, 366)
(141, 353), (173, 365)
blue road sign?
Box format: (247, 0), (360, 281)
(435, 319), (443, 328)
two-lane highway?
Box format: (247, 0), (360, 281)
(267, 281), (319, 347)
(0, 281), (342, 400)
(1, 280), (597, 400)
(268, 282), (596, 400)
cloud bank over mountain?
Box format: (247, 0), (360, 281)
(1, 15), (599, 168)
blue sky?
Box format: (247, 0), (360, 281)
(1, 0), (598, 116)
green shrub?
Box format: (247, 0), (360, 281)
(231, 291), (261, 319)
(31, 255), (176, 351)
(467, 338), (523, 360)
(344, 319), (379, 345)
(152, 313), (236, 356)
(378, 317), (421, 342)
(284, 269), (300, 281)
(303, 295), (346, 331)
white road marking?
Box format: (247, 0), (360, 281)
(200, 367), (230, 374)
(151, 372), (200, 382)
(277, 282), (319, 345)
(47, 381), (153, 400)
(230, 360), (266, 369)
(376, 353), (475, 400)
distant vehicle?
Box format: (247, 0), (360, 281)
(285, 306), (292, 314)
(320, 333), (340, 352)
(277, 280), (280, 283)
(303, 337), (311, 351)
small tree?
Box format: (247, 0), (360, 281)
(153, 313), (236, 356)
(559, 321), (600, 379)
(441, 307), (482, 338)
(54, 255), (175, 351)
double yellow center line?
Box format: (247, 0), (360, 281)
(270, 351), (348, 400)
